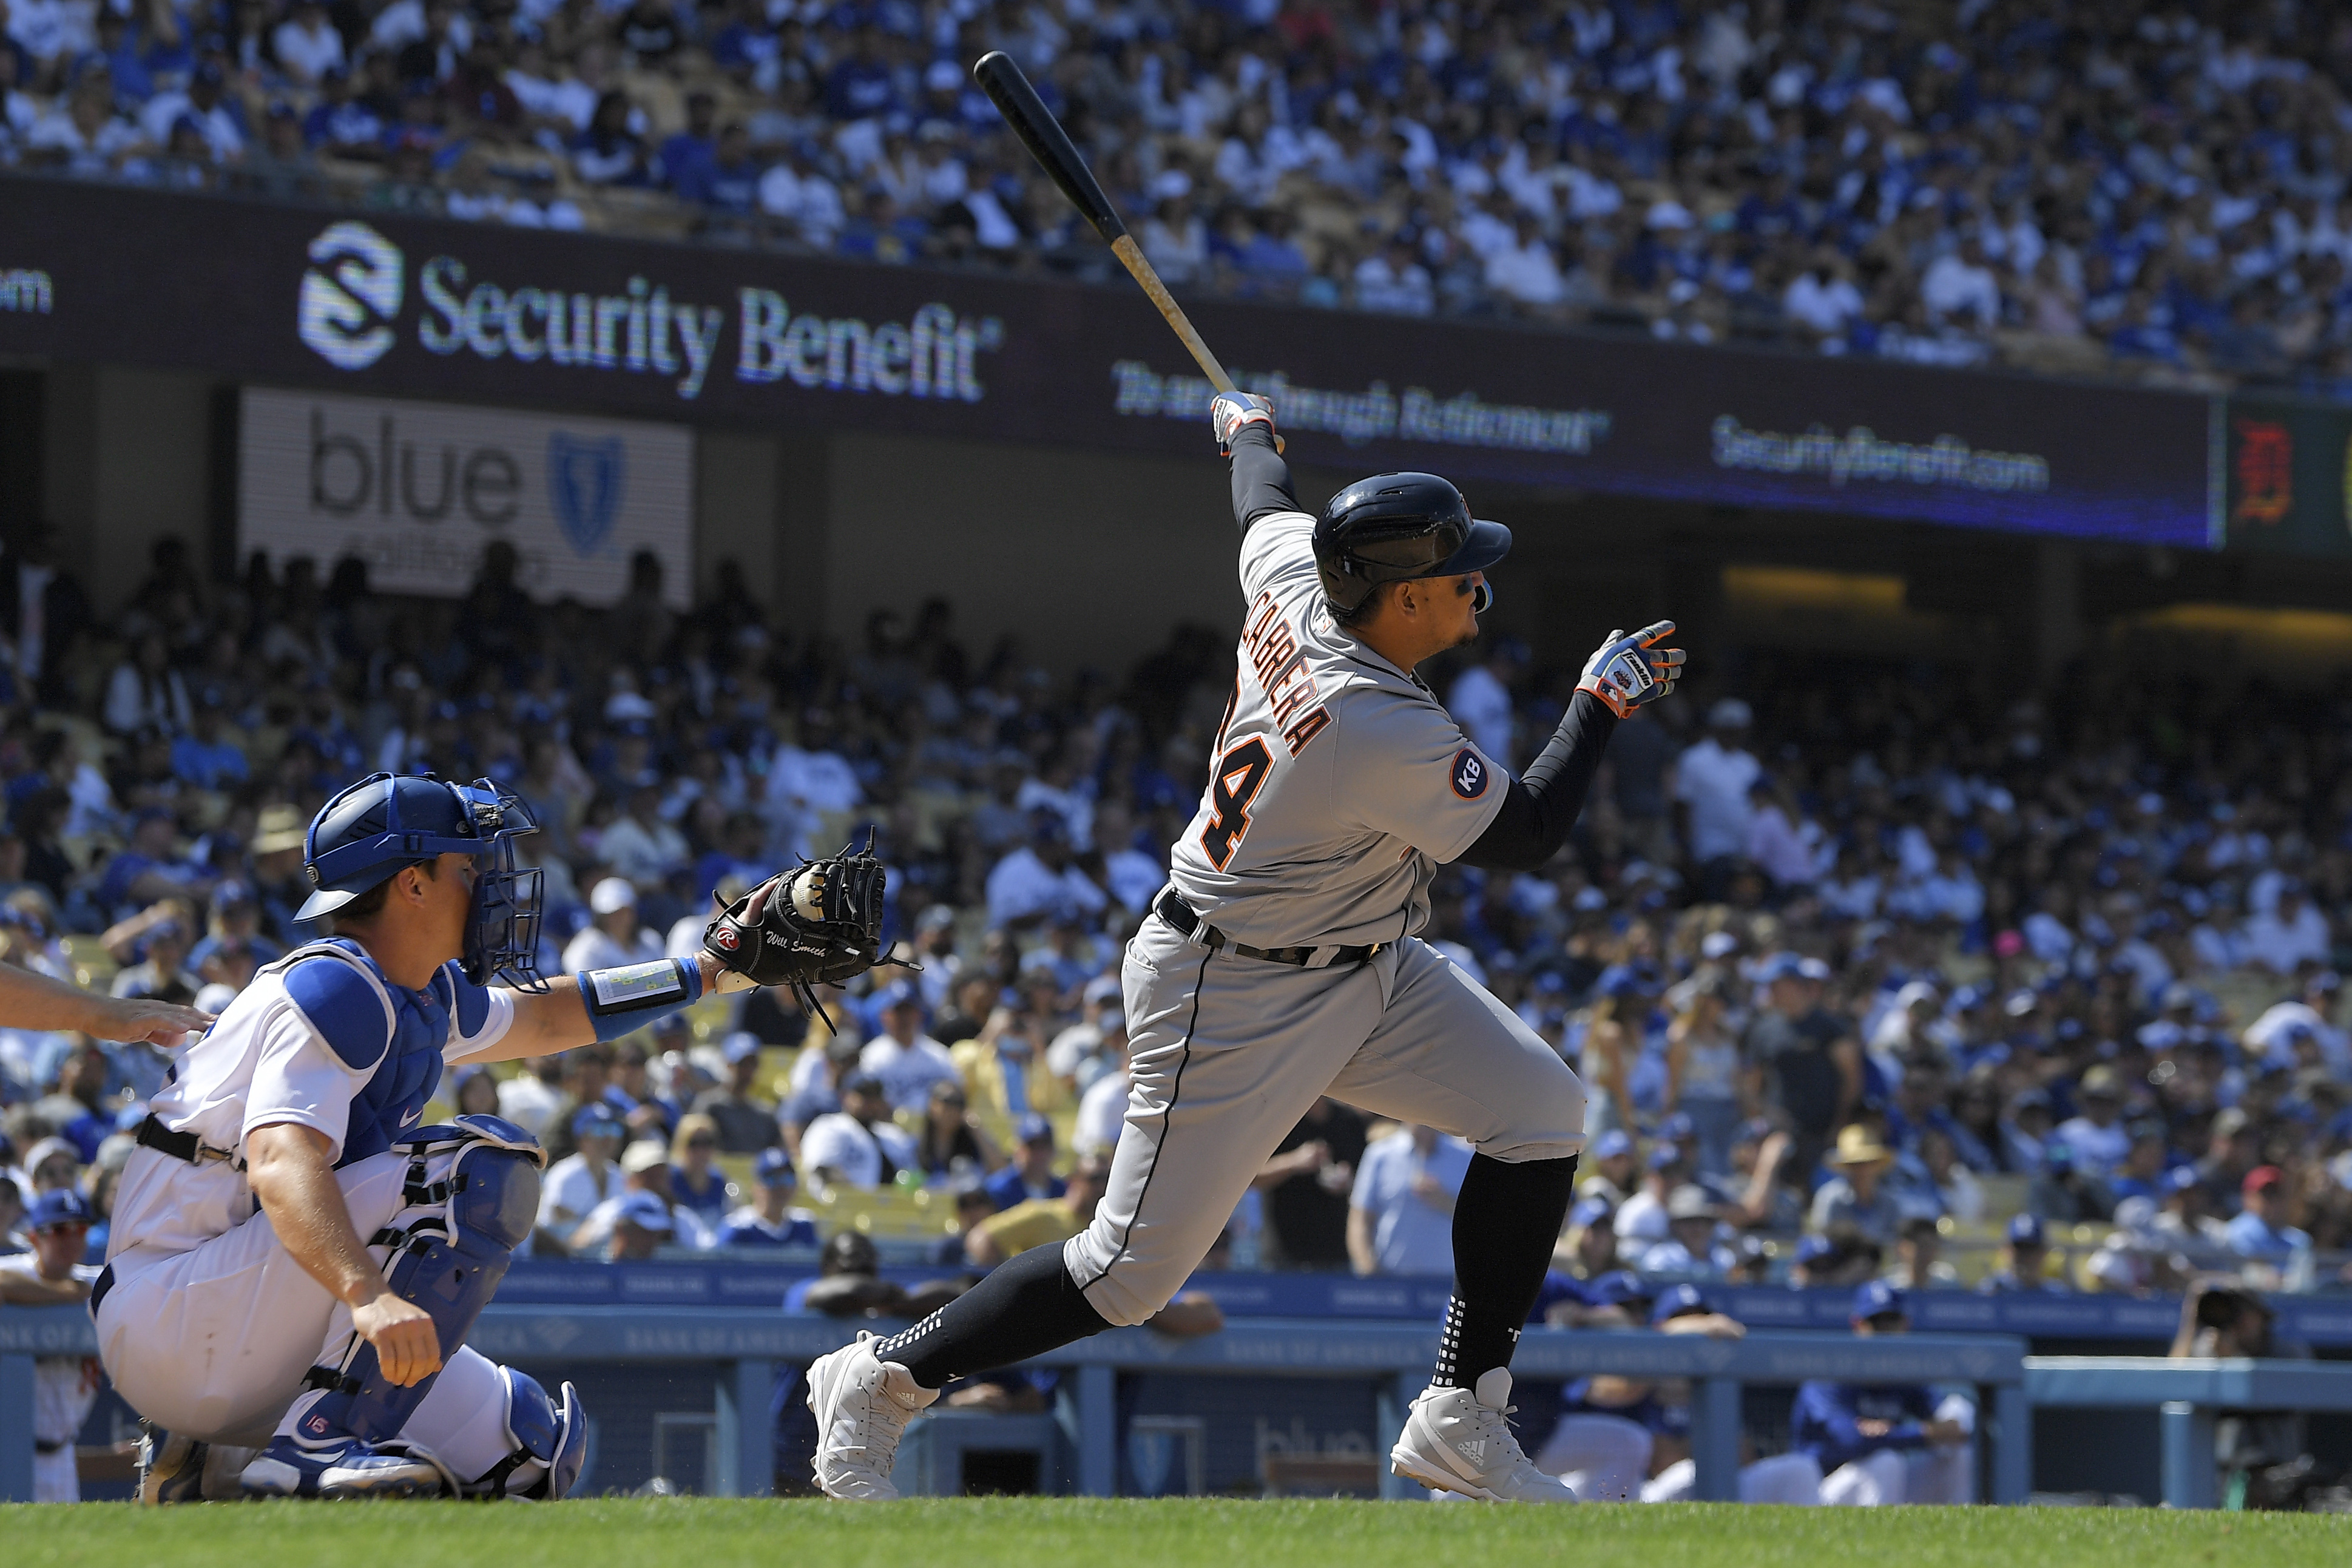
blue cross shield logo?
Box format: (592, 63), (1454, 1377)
(547, 433), (626, 558)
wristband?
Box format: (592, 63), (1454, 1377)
(580, 959), (703, 1043)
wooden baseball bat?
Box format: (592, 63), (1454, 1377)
(972, 50), (1242, 398)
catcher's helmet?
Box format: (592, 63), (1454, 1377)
(297, 772), (546, 988)
(1311, 471), (1512, 615)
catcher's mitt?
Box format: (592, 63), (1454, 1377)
(703, 836), (897, 1026)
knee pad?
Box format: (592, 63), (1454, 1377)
(465, 1368), (587, 1500)
(297, 1118), (547, 1450)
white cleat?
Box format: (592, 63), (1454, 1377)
(806, 1331), (938, 1500)
(1391, 1368), (1581, 1503)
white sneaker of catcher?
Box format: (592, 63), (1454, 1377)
(807, 1331), (938, 1500)
(1391, 1368), (1581, 1503)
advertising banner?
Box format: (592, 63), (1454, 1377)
(240, 388), (693, 606)
(1, 176), (2214, 546)
(2219, 396), (2352, 556)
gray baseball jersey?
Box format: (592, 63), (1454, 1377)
(1166, 509), (1507, 949)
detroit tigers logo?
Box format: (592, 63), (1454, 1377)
(1450, 748), (1487, 800)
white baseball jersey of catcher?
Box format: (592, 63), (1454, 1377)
(1165, 508), (1507, 949)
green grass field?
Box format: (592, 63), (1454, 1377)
(4, 1498), (2347, 1567)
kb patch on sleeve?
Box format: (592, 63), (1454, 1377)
(1450, 747), (1489, 800)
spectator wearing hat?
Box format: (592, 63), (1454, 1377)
(1809, 1126), (1904, 1246)
(1672, 699), (1759, 899)
(779, 1033), (863, 1162)
(966, 1154), (1110, 1268)
(246, 803), (316, 945)
(0, 1188), (102, 1501)
(188, 880), (285, 985)
(1614, 1142), (1686, 1248)
(800, 1072), (916, 1191)
(1252, 1097), (1367, 1271)
(1577, 1129), (1639, 1206)
(604, 1189), (675, 1261)
(859, 981), (959, 1113)
(1639, 1185), (1734, 1278)
(1044, 973), (1126, 1086)
(2151, 1166), (2228, 1248)
(718, 1148), (819, 1248)
(913, 1080), (999, 1179)
(109, 914), (200, 1007)
(984, 1113), (1066, 1212)
(1557, 1195), (1621, 1280)
(1347, 1123), (1472, 1277)
(1579, 965), (1654, 1140)
(538, 1103), (626, 1250)
(1979, 1214), (2067, 1294)
(984, 810), (1109, 930)
(564, 876), (664, 975)
(2055, 1066), (2132, 1179)
(2225, 1167), (2310, 1266)
(1794, 1283), (1974, 1506)
(580, 1138), (715, 1251)
(1071, 1015), (1131, 1161)
(1664, 973), (1748, 1177)
(668, 1112), (734, 1232)
(693, 1033), (781, 1154)
(1746, 953), (1860, 1180)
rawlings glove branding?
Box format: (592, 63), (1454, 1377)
(701, 835), (905, 1027)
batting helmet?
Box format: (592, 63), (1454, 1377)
(296, 772), (546, 988)
(1311, 471), (1512, 616)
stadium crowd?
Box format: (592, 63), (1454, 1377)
(7, 0), (2352, 389)
(1, 524), (2351, 1310)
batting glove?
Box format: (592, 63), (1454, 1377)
(1577, 621), (1685, 718)
(1211, 391), (1280, 456)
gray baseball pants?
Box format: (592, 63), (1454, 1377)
(1064, 913), (1587, 1326)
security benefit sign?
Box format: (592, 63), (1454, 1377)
(239, 388), (692, 604)
(2222, 397), (2352, 557)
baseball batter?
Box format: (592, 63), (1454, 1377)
(95, 772), (887, 1501)
(808, 393), (1683, 1502)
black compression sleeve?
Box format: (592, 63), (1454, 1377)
(1229, 423), (1297, 535)
(1455, 690), (1618, 872)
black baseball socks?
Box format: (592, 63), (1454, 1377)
(1430, 1152), (1579, 1389)
(874, 1243), (1110, 1389)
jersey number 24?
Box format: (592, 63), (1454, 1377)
(1200, 738), (1272, 870)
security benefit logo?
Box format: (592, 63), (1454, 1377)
(299, 221), (405, 370)
(242, 387), (691, 606)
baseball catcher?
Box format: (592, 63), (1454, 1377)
(100, 772), (887, 1501)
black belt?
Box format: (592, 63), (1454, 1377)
(135, 1113), (239, 1169)
(35, 1439), (65, 1455)
(1154, 888), (1381, 969)
(90, 1263), (113, 1317)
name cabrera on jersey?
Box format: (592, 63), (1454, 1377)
(1166, 509), (1508, 950)
(108, 939), (516, 1259)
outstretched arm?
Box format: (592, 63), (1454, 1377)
(1212, 393), (1294, 536)
(0, 961), (211, 1044)
(1455, 623), (1684, 873)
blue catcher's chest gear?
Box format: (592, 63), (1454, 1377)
(277, 939), (468, 1167)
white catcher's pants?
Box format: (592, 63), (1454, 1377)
(1642, 1453), (1824, 1504)
(1534, 1412), (1652, 1501)
(95, 1147), (518, 1480)
(1067, 922), (1586, 1325)
(1819, 1445), (1974, 1505)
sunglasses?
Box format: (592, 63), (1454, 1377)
(686, 1137), (717, 1149)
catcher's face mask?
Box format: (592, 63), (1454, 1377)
(455, 780), (547, 991)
